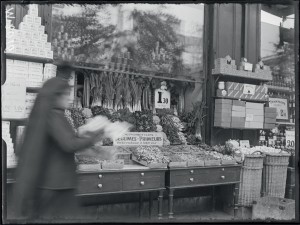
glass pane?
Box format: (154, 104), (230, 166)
(51, 4), (204, 81)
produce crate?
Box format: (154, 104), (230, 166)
(187, 160), (205, 167)
(221, 159), (237, 165)
(131, 155), (168, 168)
(238, 154), (264, 207)
(262, 153), (290, 198)
(168, 161), (187, 168)
(204, 159), (221, 166)
(252, 197), (295, 220)
(101, 160), (124, 170)
(115, 147), (132, 164)
(77, 163), (101, 172)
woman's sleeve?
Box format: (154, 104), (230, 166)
(48, 111), (96, 153)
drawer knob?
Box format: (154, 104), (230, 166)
(98, 174), (103, 178)
(222, 168), (225, 171)
(141, 173), (144, 176)
(190, 178), (194, 182)
(190, 170), (194, 174)
(140, 181), (145, 186)
(98, 184), (103, 188)
(221, 176), (225, 179)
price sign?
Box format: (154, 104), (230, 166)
(244, 62), (253, 71)
(269, 98), (288, 120)
(154, 89), (171, 109)
(114, 132), (163, 146)
(285, 130), (295, 148)
(243, 84), (256, 95)
(240, 140), (250, 148)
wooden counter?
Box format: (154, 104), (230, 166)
(166, 165), (241, 219)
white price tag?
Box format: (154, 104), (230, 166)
(244, 62), (253, 71)
(285, 130), (295, 148)
(243, 84), (256, 95)
(154, 89), (171, 109)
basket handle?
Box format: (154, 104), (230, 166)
(251, 150), (263, 155)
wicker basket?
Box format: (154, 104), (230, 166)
(262, 153), (290, 198)
(238, 154), (264, 206)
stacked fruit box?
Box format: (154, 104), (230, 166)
(231, 100), (246, 129)
(214, 99), (232, 128)
(245, 102), (264, 129)
(264, 107), (277, 129)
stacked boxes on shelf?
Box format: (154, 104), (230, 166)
(27, 62), (44, 88)
(52, 25), (74, 61)
(264, 107), (277, 129)
(2, 122), (17, 168)
(212, 55), (237, 75)
(25, 93), (38, 117)
(214, 99), (232, 128)
(231, 100), (246, 129)
(218, 82), (268, 101)
(245, 102), (264, 129)
(6, 4), (53, 59)
(212, 56), (273, 81)
(43, 64), (57, 81)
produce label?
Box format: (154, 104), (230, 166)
(269, 98), (288, 120)
(114, 132), (163, 146)
(285, 130), (295, 148)
(243, 84), (256, 95)
(239, 140), (250, 148)
(154, 89), (171, 109)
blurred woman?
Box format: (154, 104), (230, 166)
(12, 75), (103, 222)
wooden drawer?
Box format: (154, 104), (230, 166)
(122, 171), (165, 191)
(77, 173), (122, 194)
(169, 166), (241, 187)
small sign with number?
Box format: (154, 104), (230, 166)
(285, 130), (295, 148)
(154, 89), (171, 109)
(240, 140), (250, 148)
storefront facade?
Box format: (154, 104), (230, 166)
(2, 2), (298, 222)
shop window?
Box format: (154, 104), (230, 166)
(51, 4), (205, 82)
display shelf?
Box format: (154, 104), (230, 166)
(67, 64), (202, 83)
(214, 126), (263, 130)
(2, 117), (28, 122)
(266, 85), (292, 93)
(212, 72), (272, 82)
(275, 121), (295, 126)
(5, 53), (53, 64)
(213, 96), (268, 103)
(26, 87), (41, 92)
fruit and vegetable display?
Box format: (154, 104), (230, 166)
(129, 145), (236, 168)
(133, 110), (156, 132)
(131, 146), (169, 165)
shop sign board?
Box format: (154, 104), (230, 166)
(113, 132), (163, 146)
(269, 98), (288, 120)
(154, 89), (171, 109)
(285, 130), (295, 148)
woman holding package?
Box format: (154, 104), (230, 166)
(12, 69), (103, 222)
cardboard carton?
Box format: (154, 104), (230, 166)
(246, 109), (264, 116)
(246, 102), (264, 109)
(232, 100), (246, 106)
(232, 105), (246, 112)
(263, 123), (276, 129)
(232, 111), (246, 117)
(264, 118), (276, 124)
(264, 107), (277, 113)
(215, 99), (232, 105)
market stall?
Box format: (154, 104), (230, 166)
(2, 3), (297, 222)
